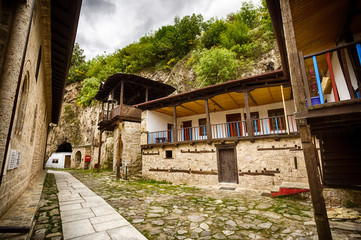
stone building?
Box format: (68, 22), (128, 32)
(136, 72), (310, 194)
(94, 73), (175, 178)
(0, 0), (81, 218)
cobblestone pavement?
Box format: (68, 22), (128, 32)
(63, 170), (360, 240)
(31, 173), (63, 240)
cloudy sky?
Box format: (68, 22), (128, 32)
(75, 0), (261, 60)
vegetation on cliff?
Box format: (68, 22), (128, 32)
(70, 1), (275, 106)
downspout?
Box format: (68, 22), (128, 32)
(0, 0), (36, 187)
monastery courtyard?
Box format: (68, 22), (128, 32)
(28, 170), (360, 240)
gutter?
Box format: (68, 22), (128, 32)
(0, 0), (35, 187)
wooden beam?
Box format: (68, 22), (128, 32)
(145, 87), (149, 102)
(180, 104), (199, 114)
(280, 0), (332, 239)
(227, 93), (240, 107)
(299, 51), (312, 107)
(244, 91), (253, 137)
(97, 130), (103, 172)
(248, 92), (258, 106)
(267, 87), (275, 102)
(280, 85), (289, 135)
(210, 98), (224, 110)
(205, 99), (212, 140)
(173, 106), (178, 143)
(194, 101), (204, 108)
(120, 80), (124, 108)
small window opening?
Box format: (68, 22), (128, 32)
(165, 150), (173, 159)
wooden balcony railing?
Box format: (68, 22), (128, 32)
(98, 104), (141, 123)
(146, 115), (298, 144)
(299, 41), (361, 108)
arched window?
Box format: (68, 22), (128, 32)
(14, 72), (29, 137)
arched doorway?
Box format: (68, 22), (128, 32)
(75, 151), (82, 167)
(56, 141), (72, 152)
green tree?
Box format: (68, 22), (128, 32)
(193, 47), (239, 86)
(67, 42), (88, 84)
(78, 77), (102, 106)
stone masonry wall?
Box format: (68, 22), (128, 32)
(142, 137), (308, 191)
(0, 0), (52, 217)
(120, 121), (142, 177)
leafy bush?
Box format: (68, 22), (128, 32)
(192, 47), (238, 86)
(78, 77), (102, 106)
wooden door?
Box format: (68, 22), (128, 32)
(217, 146), (238, 183)
(64, 155), (71, 168)
(226, 113), (241, 137)
(182, 120), (192, 140)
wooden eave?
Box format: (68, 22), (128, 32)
(135, 70), (288, 114)
(95, 73), (175, 105)
(51, 0), (82, 123)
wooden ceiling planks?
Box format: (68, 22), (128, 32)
(153, 86), (291, 117)
(290, 0), (349, 74)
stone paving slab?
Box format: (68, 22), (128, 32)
(0, 170), (47, 240)
(50, 170), (147, 240)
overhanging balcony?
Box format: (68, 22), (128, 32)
(146, 114), (298, 145)
(98, 104), (141, 130)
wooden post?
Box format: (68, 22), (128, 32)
(120, 80), (124, 109)
(279, 0), (332, 239)
(244, 91), (253, 137)
(326, 52), (340, 101)
(204, 99), (212, 140)
(145, 87), (149, 102)
(97, 130), (103, 172)
(280, 85), (290, 135)
(116, 123), (123, 179)
(106, 101), (110, 120)
(298, 51), (312, 107)
(173, 106), (178, 142)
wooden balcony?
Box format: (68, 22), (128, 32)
(297, 41), (361, 135)
(98, 104), (141, 130)
(146, 115), (298, 145)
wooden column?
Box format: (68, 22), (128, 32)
(244, 91), (253, 138)
(279, 0), (332, 239)
(145, 87), (149, 102)
(204, 99), (212, 140)
(116, 123), (123, 179)
(97, 130), (103, 172)
(173, 106), (178, 142)
(120, 80), (124, 109)
(280, 85), (290, 135)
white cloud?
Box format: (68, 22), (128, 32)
(75, 0), (261, 60)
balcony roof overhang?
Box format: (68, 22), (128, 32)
(135, 70), (291, 117)
(95, 73), (176, 105)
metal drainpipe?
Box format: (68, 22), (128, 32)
(0, 0), (36, 187)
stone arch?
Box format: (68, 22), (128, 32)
(56, 140), (72, 152)
(75, 150), (81, 162)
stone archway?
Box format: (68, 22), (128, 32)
(75, 150), (82, 167)
(56, 141), (72, 152)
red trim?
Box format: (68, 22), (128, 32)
(271, 187), (310, 197)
